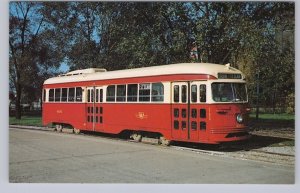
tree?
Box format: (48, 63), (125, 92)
(9, 2), (63, 119)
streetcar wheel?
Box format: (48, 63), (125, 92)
(159, 136), (171, 146)
(55, 124), (63, 132)
(73, 128), (81, 134)
(131, 132), (142, 142)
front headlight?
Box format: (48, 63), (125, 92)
(236, 114), (243, 123)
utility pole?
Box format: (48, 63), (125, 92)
(255, 70), (260, 120)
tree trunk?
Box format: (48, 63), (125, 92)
(15, 82), (22, 119)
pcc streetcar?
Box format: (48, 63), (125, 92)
(42, 63), (250, 145)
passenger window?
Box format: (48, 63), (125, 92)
(55, 88), (61, 102)
(174, 85), (179, 102)
(43, 89), (46, 102)
(182, 85), (187, 103)
(96, 89), (99, 102)
(117, 85), (126, 102)
(49, 89), (54, 102)
(151, 82), (164, 102)
(191, 85), (197, 102)
(88, 90), (91, 102)
(68, 88), (75, 102)
(127, 84), (138, 102)
(200, 84), (206, 102)
(139, 83), (150, 102)
(106, 85), (116, 102)
(76, 87), (82, 102)
(61, 88), (68, 102)
(91, 89), (94, 102)
(100, 89), (103, 102)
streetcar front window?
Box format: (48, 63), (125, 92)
(212, 83), (247, 102)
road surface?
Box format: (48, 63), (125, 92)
(9, 128), (294, 183)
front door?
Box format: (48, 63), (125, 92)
(171, 82), (190, 141)
(86, 87), (104, 131)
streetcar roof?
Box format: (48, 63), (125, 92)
(44, 63), (244, 85)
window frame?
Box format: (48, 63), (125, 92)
(106, 85), (116, 102)
(151, 82), (164, 102)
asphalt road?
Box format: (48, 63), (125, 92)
(9, 128), (294, 184)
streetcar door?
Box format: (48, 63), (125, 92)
(86, 87), (104, 131)
(94, 87), (104, 132)
(171, 82), (190, 141)
(190, 81), (207, 142)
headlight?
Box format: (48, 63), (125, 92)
(236, 114), (243, 123)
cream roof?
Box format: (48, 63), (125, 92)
(44, 63), (244, 85)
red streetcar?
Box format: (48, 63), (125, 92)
(42, 63), (250, 145)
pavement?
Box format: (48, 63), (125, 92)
(9, 127), (295, 184)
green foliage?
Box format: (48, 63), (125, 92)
(9, 1), (295, 117)
(9, 2), (64, 118)
(250, 113), (294, 121)
(286, 93), (295, 114)
(9, 116), (42, 127)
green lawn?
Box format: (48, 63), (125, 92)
(250, 113), (295, 121)
(9, 116), (43, 127)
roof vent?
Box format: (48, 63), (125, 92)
(59, 68), (107, 77)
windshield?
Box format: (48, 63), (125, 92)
(212, 83), (247, 102)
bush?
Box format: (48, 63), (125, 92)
(285, 93), (295, 114)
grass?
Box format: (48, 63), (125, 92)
(249, 113), (295, 121)
(269, 139), (295, 147)
(9, 116), (43, 127)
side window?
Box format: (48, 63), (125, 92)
(106, 85), (116, 102)
(91, 89), (94, 102)
(151, 82), (164, 102)
(100, 89), (103, 102)
(181, 85), (187, 103)
(127, 84), (138, 102)
(139, 83), (150, 102)
(61, 88), (68, 102)
(174, 85), (179, 102)
(76, 87), (82, 102)
(117, 85), (126, 102)
(200, 84), (206, 102)
(55, 88), (61, 102)
(68, 88), (75, 102)
(43, 89), (46, 102)
(96, 89), (99, 102)
(87, 90), (91, 102)
(49, 89), (54, 102)
(191, 85), (197, 102)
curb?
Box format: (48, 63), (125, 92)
(9, 125), (52, 131)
